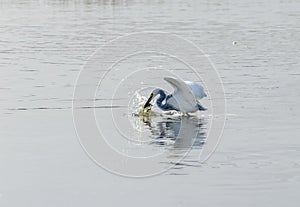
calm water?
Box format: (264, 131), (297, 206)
(0, 0), (300, 206)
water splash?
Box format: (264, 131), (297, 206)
(128, 91), (148, 116)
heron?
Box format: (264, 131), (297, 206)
(143, 77), (207, 114)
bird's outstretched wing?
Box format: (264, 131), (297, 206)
(164, 77), (198, 112)
(184, 81), (207, 100)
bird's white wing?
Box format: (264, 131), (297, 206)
(184, 81), (207, 100)
(164, 77), (198, 112)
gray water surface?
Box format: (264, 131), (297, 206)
(0, 0), (300, 206)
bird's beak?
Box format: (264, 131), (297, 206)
(143, 93), (154, 108)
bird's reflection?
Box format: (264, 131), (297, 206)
(142, 115), (206, 152)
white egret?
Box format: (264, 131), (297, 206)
(143, 77), (207, 113)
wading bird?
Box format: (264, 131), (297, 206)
(143, 77), (207, 114)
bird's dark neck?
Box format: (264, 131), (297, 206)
(156, 89), (171, 111)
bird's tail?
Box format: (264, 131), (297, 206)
(197, 104), (207, 111)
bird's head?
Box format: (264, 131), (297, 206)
(143, 89), (161, 108)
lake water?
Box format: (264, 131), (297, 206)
(0, 0), (299, 206)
